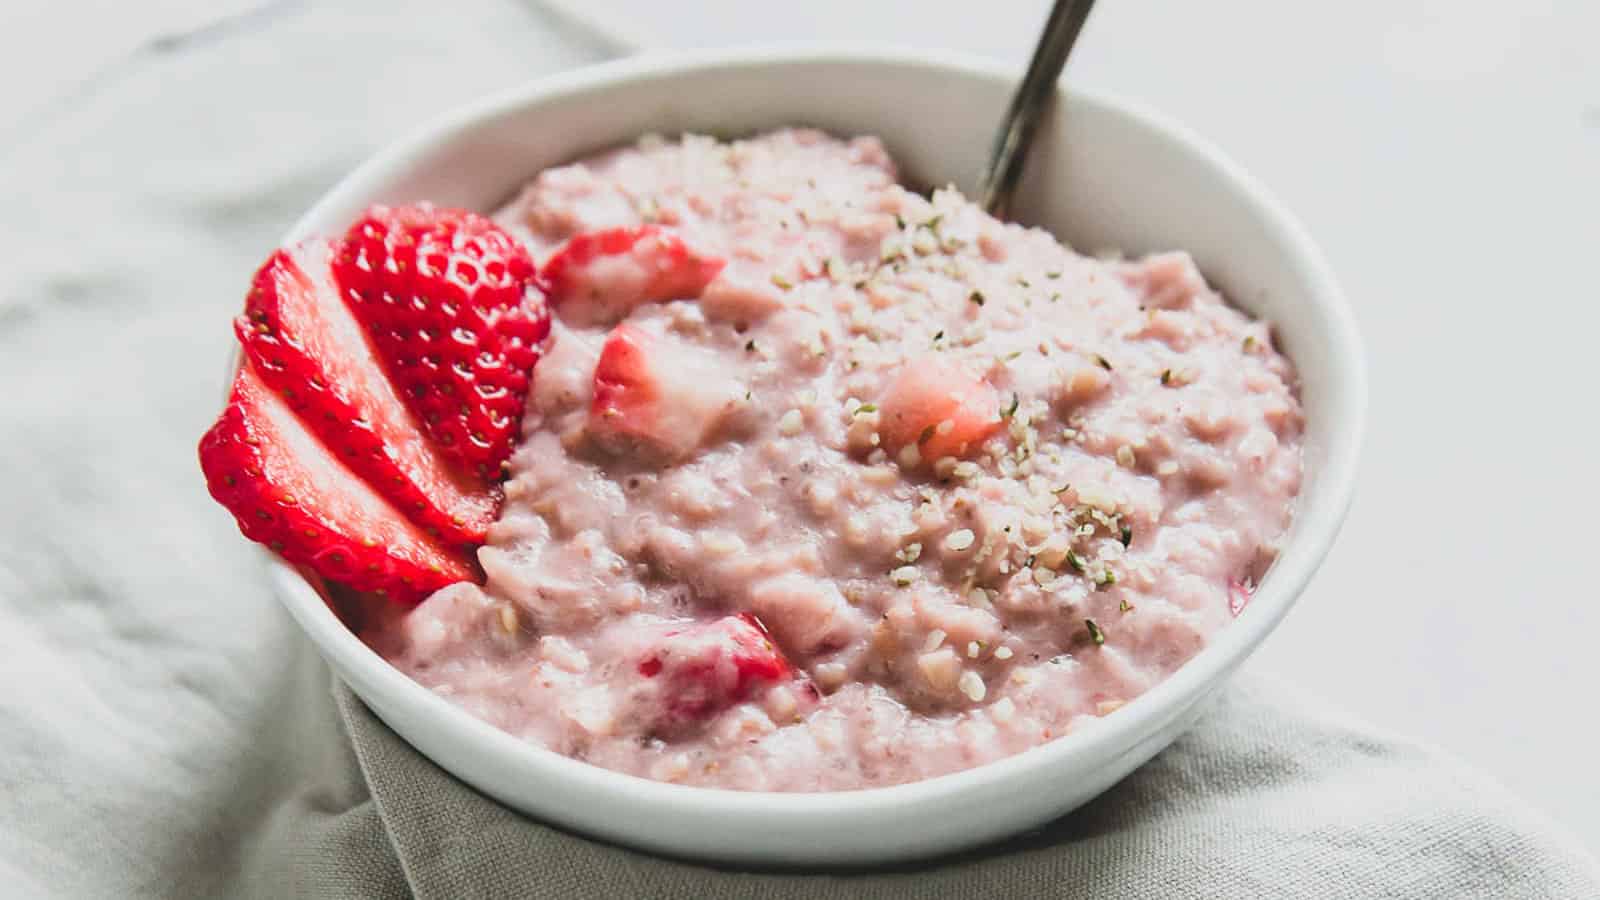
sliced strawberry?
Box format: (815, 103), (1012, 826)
(590, 322), (739, 461)
(334, 204), (549, 480)
(542, 225), (725, 326)
(236, 244), (495, 549)
(199, 364), (476, 605)
(878, 356), (1002, 464)
(637, 613), (794, 725)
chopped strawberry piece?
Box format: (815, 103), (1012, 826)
(542, 225), (725, 326)
(199, 364), (476, 605)
(637, 613), (794, 725)
(334, 204), (549, 480)
(1228, 578), (1254, 616)
(236, 245), (495, 548)
(877, 356), (1002, 464)
(590, 323), (739, 461)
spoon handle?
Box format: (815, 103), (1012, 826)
(979, 0), (1098, 218)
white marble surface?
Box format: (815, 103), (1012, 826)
(6, 0), (1596, 849)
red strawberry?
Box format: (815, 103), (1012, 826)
(334, 204), (549, 480)
(237, 245), (495, 548)
(542, 225), (724, 326)
(878, 356), (1002, 465)
(590, 323), (740, 461)
(199, 363), (476, 605)
(637, 613), (794, 725)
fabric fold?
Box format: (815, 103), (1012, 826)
(333, 676), (1600, 899)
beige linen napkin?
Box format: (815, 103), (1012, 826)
(326, 676), (1600, 899)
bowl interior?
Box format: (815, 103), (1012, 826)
(297, 51), (1356, 511)
(275, 46), (1364, 865)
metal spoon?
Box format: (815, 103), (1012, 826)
(978, 0), (1098, 218)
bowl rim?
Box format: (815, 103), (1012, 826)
(259, 42), (1367, 820)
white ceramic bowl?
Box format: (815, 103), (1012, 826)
(259, 44), (1364, 866)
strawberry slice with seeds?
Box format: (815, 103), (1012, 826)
(637, 613), (794, 725)
(878, 356), (1002, 465)
(334, 204), (549, 480)
(199, 364), (476, 605)
(590, 322), (740, 461)
(542, 225), (725, 326)
(237, 244), (495, 548)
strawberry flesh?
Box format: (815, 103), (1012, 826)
(542, 225), (725, 326)
(1228, 578), (1254, 617)
(590, 322), (740, 462)
(334, 204), (549, 481)
(237, 244), (494, 548)
(637, 613), (794, 725)
(199, 364), (476, 605)
(877, 356), (1002, 464)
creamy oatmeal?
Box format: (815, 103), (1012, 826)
(360, 129), (1304, 791)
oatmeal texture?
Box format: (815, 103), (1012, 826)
(364, 129), (1304, 791)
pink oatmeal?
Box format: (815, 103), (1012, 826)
(361, 129), (1304, 791)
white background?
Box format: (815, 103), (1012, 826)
(5, 0), (1597, 848)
